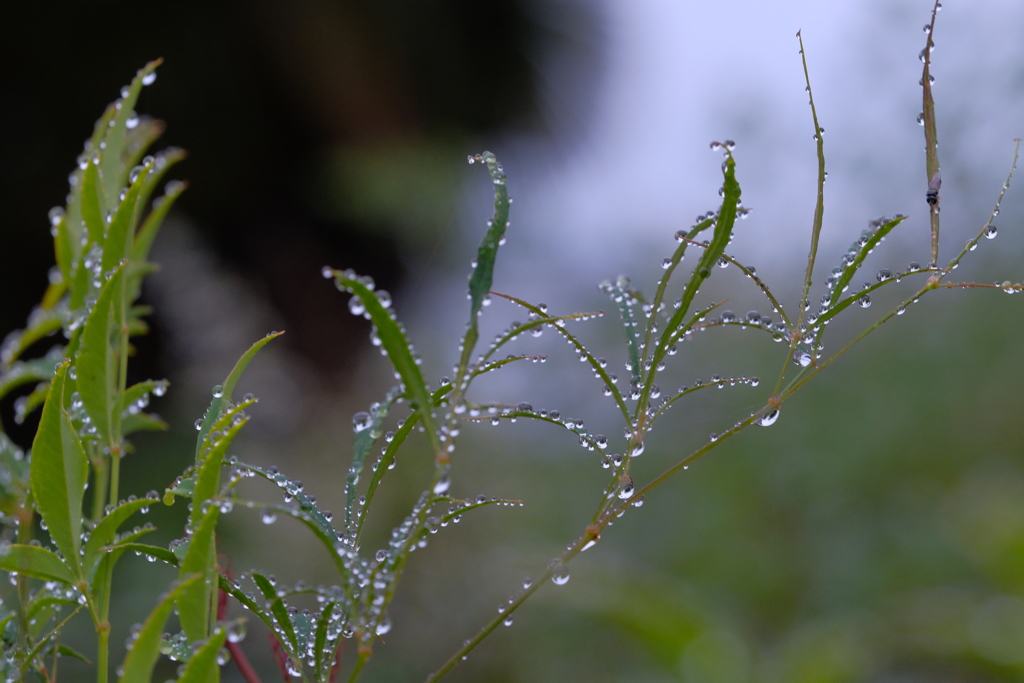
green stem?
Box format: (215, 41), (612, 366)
(347, 651), (370, 683)
(96, 622), (109, 683)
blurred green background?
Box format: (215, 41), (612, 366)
(3, 0), (1024, 681)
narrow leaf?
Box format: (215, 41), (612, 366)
(101, 59), (162, 208)
(330, 273), (442, 459)
(77, 263), (126, 447)
(101, 163), (151, 273)
(117, 574), (203, 683)
(0, 351), (63, 403)
(466, 152), (509, 326)
(191, 398), (254, 529)
(0, 544), (75, 584)
(177, 627), (227, 683)
(80, 160), (106, 249)
(345, 389), (400, 533)
(82, 497), (155, 579)
(29, 361), (87, 578)
(114, 543), (178, 566)
(195, 331), (282, 458)
(177, 504), (221, 641)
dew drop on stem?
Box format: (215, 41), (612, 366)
(551, 563), (570, 586)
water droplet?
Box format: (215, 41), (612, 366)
(857, 295), (872, 308)
(793, 351), (812, 367)
(321, 266), (334, 279)
(720, 310), (737, 324)
(352, 412), (372, 432)
(141, 72), (157, 86)
(876, 269), (893, 282)
(194, 418), (203, 431)
(758, 409), (780, 427)
(433, 466), (451, 495)
(985, 224), (998, 239)
(551, 563), (570, 585)
(503, 616), (514, 626)
(211, 385), (223, 398)
(261, 511), (277, 525)
(618, 482), (635, 499)
(745, 311), (761, 325)
(348, 297), (366, 316)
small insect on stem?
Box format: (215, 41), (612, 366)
(926, 171), (941, 206)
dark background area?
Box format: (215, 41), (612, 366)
(0, 0), (595, 405)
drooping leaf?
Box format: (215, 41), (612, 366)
(330, 272), (442, 459)
(0, 306), (63, 366)
(195, 331), (282, 458)
(121, 413), (168, 436)
(76, 262), (126, 447)
(240, 463), (338, 542)
(29, 361), (87, 579)
(81, 497), (155, 580)
(0, 349), (63, 403)
(177, 503), (221, 641)
(176, 627), (227, 683)
(114, 543), (177, 566)
(117, 573), (202, 683)
(0, 544), (75, 584)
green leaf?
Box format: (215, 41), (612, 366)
(0, 350), (62, 403)
(466, 152), (509, 324)
(251, 572), (299, 652)
(191, 398), (254, 530)
(121, 412), (168, 436)
(26, 593), (79, 622)
(0, 306), (64, 366)
(114, 543), (178, 566)
(313, 602), (336, 678)
(240, 463), (338, 542)
(345, 389), (400, 533)
(80, 160), (106, 251)
(101, 60), (161, 208)
(177, 627), (227, 683)
(0, 544), (75, 584)
(130, 176), (187, 265)
(53, 214), (75, 285)
(195, 331), (282, 458)
(177, 504), (220, 641)
(101, 162), (151, 273)
(76, 263), (126, 447)
(81, 497), (155, 580)
(828, 216), (908, 308)
(55, 644), (91, 664)
(117, 573), (202, 683)
(119, 379), (166, 415)
(330, 273), (442, 459)
(29, 361), (87, 579)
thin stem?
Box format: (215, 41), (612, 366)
(96, 623), (109, 683)
(944, 139), (1020, 274)
(796, 30), (827, 331)
(18, 604), (85, 679)
(424, 539), (586, 683)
